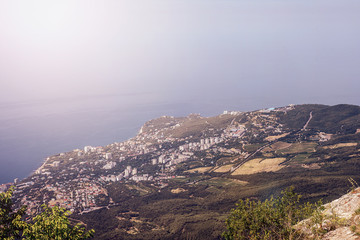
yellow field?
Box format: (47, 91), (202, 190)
(323, 142), (358, 149)
(185, 167), (213, 173)
(265, 133), (289, 141)
(231, 158), (286, 175)
(213, 164), (234, 173)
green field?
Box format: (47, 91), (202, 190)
(276, 142), (317, 154)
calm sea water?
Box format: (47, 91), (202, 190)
(1, 94), (242, 184)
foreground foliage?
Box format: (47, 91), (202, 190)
(0, 187), (27, 240)
(0, 187), (94, 240)
(222, 187), (317, 240)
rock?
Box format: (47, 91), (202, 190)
(296, 188), (360, 239)
(323, 188), (360, 220)
(322, 227), (359, 240)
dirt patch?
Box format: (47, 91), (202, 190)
(185, 167), (212, 173)
(126, 227), (140, 235)
(171, 188), (187, 194)
(231, 158), (286, 175)
(301, 163), (322, 169)
(130, 217), (143, 224)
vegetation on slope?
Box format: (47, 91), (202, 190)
(0, 187), (94, 240)
(222, 187), (318, 240)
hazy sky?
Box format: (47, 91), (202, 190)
(1, 0), (360, 109)
(1, 0), (360, 183)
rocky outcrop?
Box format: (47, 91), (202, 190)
(321, 188), (360, 240)
(297, 187), (360, 239)
(322, 227), (359, 240)
(323, 188), (360, 220)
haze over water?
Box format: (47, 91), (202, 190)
(1, 0), (360, 183)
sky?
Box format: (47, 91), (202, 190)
(1, 0), (359, 110)
(0, 0), (360, 183)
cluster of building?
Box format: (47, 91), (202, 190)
(223, 110), (242, 115)
(18, 178), (106, 214)
(11, 109), (299, 214)
(309, 132), (332, 142)
(101, 165), (138, 182)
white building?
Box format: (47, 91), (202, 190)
(103, 161), (116, 170)
(124, 169), (130, 178)
(84, 146), (93, 153)
(105, 153), (112, 160)
(158, 155), (165, 164)
(53, 161), (60, 167)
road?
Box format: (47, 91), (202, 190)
(302, 111), (313, 131)
(230, 143), (271, 173)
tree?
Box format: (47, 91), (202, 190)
(0, 186), (27, 240)
(23, 205), (94, 240)
(0, 187), (94, 239)
(222, 187), (316, 240)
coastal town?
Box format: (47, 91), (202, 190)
(4, 104), (333, 215)
(2, 103), (360, 240)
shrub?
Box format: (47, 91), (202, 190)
(0, 187), (94, 239)
(222, 187), (316, 240)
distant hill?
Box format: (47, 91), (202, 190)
(278, 104), (360, 134)
(309, 104), (360, 134)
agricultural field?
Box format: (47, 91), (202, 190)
(276, 142), (317, 154)
(212, 164), (233, 173)
(322, 142), (358, 149)
(231, 158), (286, 175)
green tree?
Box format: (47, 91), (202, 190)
(23, 205), (94, 240)
(222, 187), (316, 240)
(0, 186), (27, 240)
(0, 187), (94, 240)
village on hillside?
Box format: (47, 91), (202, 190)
(7, 104), (347, 215)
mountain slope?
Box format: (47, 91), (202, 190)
(11, 104), (360, 239)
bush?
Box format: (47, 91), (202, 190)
(222, 187), (316, 240)
(0, 187), (94, 240)
(0, 186), (27, 240)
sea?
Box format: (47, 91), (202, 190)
(0, 94), (247, 184)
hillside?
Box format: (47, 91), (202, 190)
(11, 104), (360, 239)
